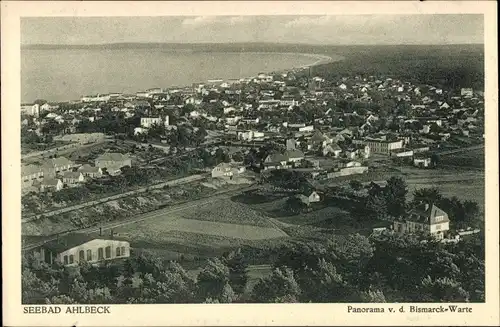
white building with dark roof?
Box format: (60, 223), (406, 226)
(393, 203), (450, 240)
(31, 233), (130, 267)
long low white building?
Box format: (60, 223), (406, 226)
(32, 233), (131, 267)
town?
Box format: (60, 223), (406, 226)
(21, 60), (485, 304)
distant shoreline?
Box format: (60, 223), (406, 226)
(22, 51), (342, 104)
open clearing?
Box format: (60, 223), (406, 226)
(177, 198), (276, 228)
(116, 217), (287, 242)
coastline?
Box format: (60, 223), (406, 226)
(22, 51), (343, 104)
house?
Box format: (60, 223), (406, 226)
(298, 125), (314, 133)
(322, 143), (342, 157)
(40, 157), (76, 178)
(22, 164), (45, 189)
(352, 138), (403, 155)
(211, 162), (246, 179)
(78, 164), (103, 178)
(421, 125), (431, 134)
(297, 191), (321, 206)
(263, 152), (289, 170)
(140, 116), (169, 128)
(284, 149), (305, 163)
(237, 130), (265, 141)
(413, 156), (432, 168)
(39, 178), (64, 192)
(95, 153), (132, 172)
(461, 88), (474, 97)
(41, 103), (55, 112)
(393, 203), (450, 240)
(307, 130), (332, 150)
(440, 102), (450, 109)
(62, 171), (86, 185)
(286, 139), (297, 150)
(32, 233), (131, 267)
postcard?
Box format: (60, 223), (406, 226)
(2, 1), (498, 326)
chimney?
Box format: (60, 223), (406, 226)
(425, 203), (430, 211)
(99, 227), (102, 236)
(110, 229), (114, 240)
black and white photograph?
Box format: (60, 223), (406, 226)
(2, 1), (499, 326)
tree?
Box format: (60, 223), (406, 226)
(429, 123), (442, 134)
(462, 200), (480, 225)
(22, 268), (60, 304)
(359, 289), (387, 303)
(419, 276), (470, 302)
(413, 188), (443, 205)
(349, 180), (362, 191)
(303, 259), (357, 302)
(196, 258), (234, 303)
(251, 268), (301, 303)
(284, 196), (308, 214)
(264, 170), (310, 191)
(214, 148), (230, 165)
(193, 126), (207, 145)
(223, 249), (249, 295)
(365, 194), (388, 220)
(431, 153), (440, 167)
(384, 176), (408, 217)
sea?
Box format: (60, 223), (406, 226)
(21, 49), (339, 103)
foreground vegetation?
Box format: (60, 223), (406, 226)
(23, 231), (484, 304)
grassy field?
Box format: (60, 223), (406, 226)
(399, 166), (485, 211)
(177, 198), (277, 228)
(121, 218), (288, 240)
(110, 199), (289, 261)
(440, 148), (485, 168)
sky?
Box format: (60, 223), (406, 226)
(21, 15), (484, 45)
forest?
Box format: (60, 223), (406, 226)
(23, 229), (484, 304)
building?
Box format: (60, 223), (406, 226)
(286, 139), (297, 150)
(30, 157), (77, 179)
(352, 138), (403, 154)
(263, 152), (289, 170)
(32, 233), (131, 267)
(211, 162), (246, 179)
(22, 164), (45, 189)
(461, 88), (474, 97)
(38, 178), (64, 192)
(326, 161), (368, 179)
(284, 149), (305, 164)
(62, 171), (86, 185)
(22, 104), (41, 117)
(95, 153), (132, 172)
(307, 130), (332, 150)
(78, 164), (103, 178)
(297, 191), (321, 206)
(237, 130), (265, 141)
(391, 149), (414, 158)
(322, 143), (342, 157)
(413, 156), (432, 168)
(393, 203), (450, 240)
(140, 116), (169, 128)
